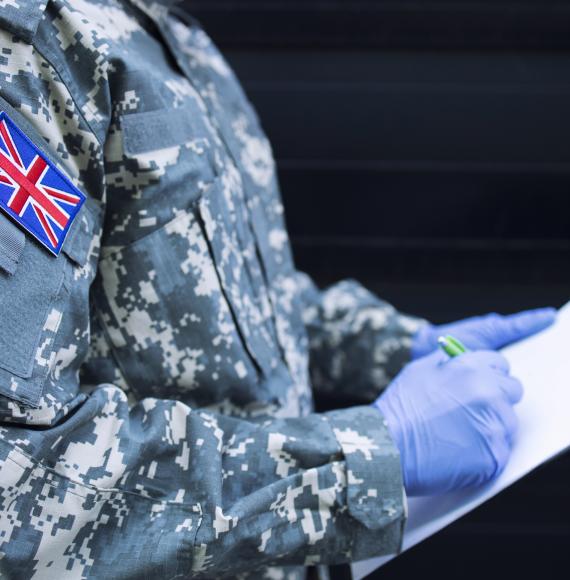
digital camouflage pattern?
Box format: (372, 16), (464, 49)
(0, 1), (425, 578)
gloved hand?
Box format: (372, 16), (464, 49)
(411, 307), (556, 360)
(373, 350), (523, 496)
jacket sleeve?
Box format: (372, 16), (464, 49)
(295, 272), (427, 406)
(0, 28), (406, 579)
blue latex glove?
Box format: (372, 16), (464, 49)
(374, 350), (523, 496)
(412, 308), (556, 360)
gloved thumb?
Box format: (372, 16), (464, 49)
(482, 308), (556, 349)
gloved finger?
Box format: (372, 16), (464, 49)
(483, 308), (556, 349)
(497, 376), (524, 405)
(495, 401), (519, 446)
(485, 415), (515, 479)
(491, 435), (512, 478)
(459, 350), (511, 375)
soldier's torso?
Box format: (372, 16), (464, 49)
(0, 5), (406, 580)
(61, 0), (314, 418)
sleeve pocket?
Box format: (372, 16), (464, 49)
(0, 235), (66, 404)
(0, 204), (96, 407)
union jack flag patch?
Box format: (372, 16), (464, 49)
(0, 111), (86, 256)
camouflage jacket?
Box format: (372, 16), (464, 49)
(0, 1), (423, 578)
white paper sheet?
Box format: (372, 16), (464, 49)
(352, 302), (570, 580)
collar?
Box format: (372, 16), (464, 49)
(0, 0), (48, 43)
(0, 1), (183, 43)
(127, 0), (182, 21)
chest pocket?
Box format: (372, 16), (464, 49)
(103, 101), (219, 249)
(94, 188), (260, 406)
(97, 96), (285, 405)
(0, 205), (95, 407)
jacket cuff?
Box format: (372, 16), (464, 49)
(325, 405), (407, 561)
(378, 311), (426, 384)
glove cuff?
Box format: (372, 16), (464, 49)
(410, 322), (435, 360)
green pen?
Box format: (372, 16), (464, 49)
(438, 334), (469, 358)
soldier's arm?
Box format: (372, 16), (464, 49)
(295, 273), (427, 406)
(0, 26), (405, 578)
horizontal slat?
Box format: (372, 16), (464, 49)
(228, 50), (570, 86)
(280, 170), (570, 239)
(292, 240), (570, 287)
(247, 86), (570, 164)
(221, 51), (570, 166)
(187, 1), (570, 49)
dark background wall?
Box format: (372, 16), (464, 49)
(186, 1), (570, 578)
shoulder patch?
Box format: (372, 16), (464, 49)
(0, 111), (86, 256)
(0, 0), (48, 44)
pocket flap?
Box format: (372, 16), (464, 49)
(121, 105), (207, 155)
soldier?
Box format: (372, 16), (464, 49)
(0, 1), (555, 578)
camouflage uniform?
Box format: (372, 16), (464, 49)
(0, 1), (424, 578)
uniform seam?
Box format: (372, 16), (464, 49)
(0, 245), (17, 266)
(91, 305), (141, 398)
(191, 502), (205, 568)
(194, 203), (265, 378)
(98, 199), (209, 261)
(29, 41), (106, 148)
(0, 382), (42, 407)
(1, 438), (200, 508)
